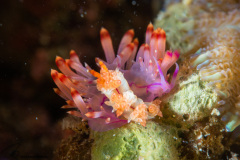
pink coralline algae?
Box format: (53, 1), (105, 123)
(51, 23), (179, 131)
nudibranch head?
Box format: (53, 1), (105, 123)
(51, 23), (179, 131)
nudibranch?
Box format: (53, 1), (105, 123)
(51, 23), (179, 131)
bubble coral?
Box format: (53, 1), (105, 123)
(51, 23), (179, 131)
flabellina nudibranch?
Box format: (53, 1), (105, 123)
(51, 23), (179, 132)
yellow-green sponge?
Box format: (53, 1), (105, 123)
(91, 121), (180, 160)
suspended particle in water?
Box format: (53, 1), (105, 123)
(132, 0), (136, 5)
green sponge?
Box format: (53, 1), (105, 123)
(91, 121), (180, 160)
(168, 74), (218, 122)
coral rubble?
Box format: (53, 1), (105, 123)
(54, 132), (92, 160)
(180, 116), (227, 159)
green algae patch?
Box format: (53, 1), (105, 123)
(91, 121), (180, 160)
(168, 74), (218, 122)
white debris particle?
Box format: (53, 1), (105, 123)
(211, 108), (220, 116)
(132, 1), (136, 5)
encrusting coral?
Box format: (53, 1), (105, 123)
(51, 23), (179, 131)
